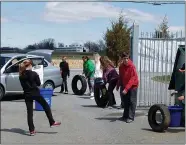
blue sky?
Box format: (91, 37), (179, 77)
(1, 2), (185, 49)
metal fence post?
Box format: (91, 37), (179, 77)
(131, 23), (139, 69)
(130, 23), (140, 107)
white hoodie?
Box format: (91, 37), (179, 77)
(94, 60), (102, 78)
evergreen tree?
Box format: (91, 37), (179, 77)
(104, 14), (131, 66)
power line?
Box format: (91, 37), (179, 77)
(100, 0), (185, 4)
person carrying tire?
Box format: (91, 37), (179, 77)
(100, 56), (119, 109)
(19, 59), (61, 136)
(82, 56), (95, 98)
(59, 56), (70, 94)
(116, 52), (139, 123)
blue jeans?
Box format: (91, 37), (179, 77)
(87, 77), (94, 94)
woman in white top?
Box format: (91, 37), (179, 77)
(94, 53), (102, 78)
(89, 53), (102, 100)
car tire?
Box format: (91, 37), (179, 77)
(71, 75), (87, 95)
(0, 85), (5, 101)
(148, 104), (171, 132)
(94, 84), (109, 108)
(43, 81), (55, 90)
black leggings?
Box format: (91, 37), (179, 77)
(61, 75), (68, 92)
(25, 94), (55, 132)
(107, 79), (117, 106)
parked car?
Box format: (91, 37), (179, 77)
(0, 53), (62, 100)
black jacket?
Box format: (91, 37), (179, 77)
(59, 61), (70, 77)
(19, 70), (41, 95)
(177, 84), (185, 93)
(180, 63), (185, 70)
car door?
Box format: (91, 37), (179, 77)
(4, 59), (25, 93)
(4, 56), (45, 93)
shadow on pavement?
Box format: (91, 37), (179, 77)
(81, 105), (99, 108)
(54, 91), (67, 94)
(79, 96), (91, 99)
(106, 111), (146, 117)
(71, 93), (89, 97)
(52, 94), (58, 96)
(81, 105), (123, 109)
(166, 128), (185, 133)
(1, 128), (58, 136)
(95, 111), (146, 122)
(95, 117), (125, 122)
(141, 128), (165, 133)
(1, 95), (24, 101)
(141, 128), (185, 133)
(1, 93), (58, 101)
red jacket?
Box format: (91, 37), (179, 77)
(117, 59), (139, 93)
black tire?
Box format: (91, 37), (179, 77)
(148, 104), (170, 132)
(43, 81), (55, 90)
(71, 75), (87, 95)
(94, 84), (109, 108)
(0, 85), (5, 101)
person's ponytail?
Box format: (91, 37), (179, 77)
(19, 63), (26, 76)
(19, 59), (33, 76)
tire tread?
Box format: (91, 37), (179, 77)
(148, 104), (170, 132)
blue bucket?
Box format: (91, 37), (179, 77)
(35, 88), (53, 111)
(168, 106), (183, 127)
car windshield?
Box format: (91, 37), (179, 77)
(0, 56), (11, 69)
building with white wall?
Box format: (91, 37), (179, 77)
(55, 44), (89, 52)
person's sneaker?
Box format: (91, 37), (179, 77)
(90, 96), (94, 100)
(112, 104), (117, 108)
(64, 91), (68, 94)
(118, 117), (127, 122)
(51, 121), (61, 128)
(90, 92), (94, 97)
(117, 104), (124, 109)
(126, 119), (134, 123)
(30, 130), (36, 136)
(108, 106), (113, 109)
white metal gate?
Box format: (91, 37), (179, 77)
(130, 24), (185, 107)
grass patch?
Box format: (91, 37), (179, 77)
(151, 75), (171, 84)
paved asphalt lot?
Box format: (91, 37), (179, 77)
(1, 70), (185, 144)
